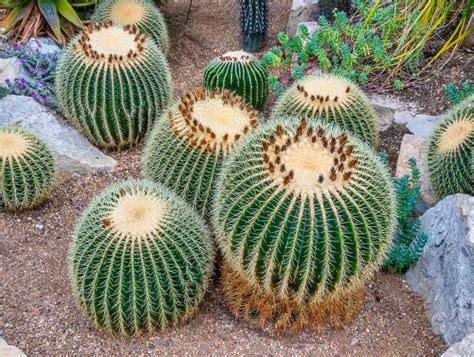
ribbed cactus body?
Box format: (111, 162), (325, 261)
(69, 180), (214, 335)
(203, 51), (269, 110)
(56, 23), (172, 149)
(213, 117), (396, 329)
(0, 126), (56, 211)
(272, 74), (379, 147)
(428, 95), (474, 198)
(240, 0), (267, 52)
(92, 0), (170, 54)
(143, 87), (259, 217)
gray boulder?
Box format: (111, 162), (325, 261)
(442, 333), (474, 356)
(0, 58), (21, 87)
(405, 194), (474, 346)
(0, 95), (117, 173)
(0, 338), (26, 357)
(287, 0), (320, 36)
(26, 37), (61, 54)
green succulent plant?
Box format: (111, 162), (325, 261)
(240, 0), (267, 52)
(213, 117), (396, 330)
(56, 22), (172, 149)
(427, 95), (474, 198)
(0, 126), (56, 211)
(92, 0), (170, 54)
(69, 180), (214, 335)
(271, 74), (379, 147)
(203, 50), (269, 110)
(143, 87), (260, 217)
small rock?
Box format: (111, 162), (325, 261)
(0, 338), (26, 357)
(0, 57), (21, 87)
(0, 95), (117, 173)
(396, 134), (437, 205)
(442, 333), (474, 356)
(370, 95), (410, 131)
(27, 37), (61, 54)
(287, 0), (320, 36)
(405, 194), (474, 346)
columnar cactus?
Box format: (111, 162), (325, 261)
(143, 87), (260, 217)
(240, 0), (267, 52)
(92, 0), (170, 54)
(0, 126), (56, 210)
(203, 51), (269, 109)
(213, 117), (396, 329)
(56, 22), (172, 149)
(69, 180), (214, 335)
(428, 95), (473, 198)
(272, 74), (379, 147)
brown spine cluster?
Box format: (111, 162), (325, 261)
(262, 121), (357, 187)
(296, 84), (351, 104)
(170, 87), (259, 153)
(76, 22), (149, 63)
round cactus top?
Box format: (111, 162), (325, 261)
(75, 22), (149, 63)
(170, 87), (259, 156)
(438, 117), (473, 153)
(0, 127), (31, 159)
(105, 189), (168, 239)
(262, 119), (358, 195)
(216, 50), (257, 64)
(109, 0), (145, 25)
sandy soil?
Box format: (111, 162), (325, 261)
(1, 0), (446, 355)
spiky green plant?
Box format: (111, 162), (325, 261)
(203, 51), (269, 110)
(0, 126), (56, 211)
(240, 0), (267, 52)
(143, 87), (259, 217)
(92, 0), (170, 54)
(427, 95), (474, 198)
(213, 117), (396, 330)
(271, 74), (379, 147)
(69, 180), (214, 335)
(56, 22), (172, 149)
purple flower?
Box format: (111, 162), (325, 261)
(31, 93), (38, 100)
(14, 43), (21, 51)
(42, 53), (49, 60)
(42, 96), (49, 104)
(40, 66), (47, 75)
(18, 58), (26, 64)
(28, 66), (35, 73)
(19, 77), (25, 84)
(5, 79), (10, 85)
(51, 54), (58, 62)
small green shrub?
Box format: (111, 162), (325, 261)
(445, 81), (474, 105)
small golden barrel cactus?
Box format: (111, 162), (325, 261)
(213, 117), (396, 330)
(92, 0), (169, 54)
(69, 180), (214, 335)
(143, 87), (260, 217)
(428, 95), (473, 198)
(0, 126), (56, 210)
(56, 22), (172, 149)
(272, 74), (379, 146)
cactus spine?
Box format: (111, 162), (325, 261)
(213, 117), (396, 329)
(428, 95), (474, 198)
(0, 126), (56, 210)
(204, 51), (269, 110)
(69, 180), (214, 335)
(240, 0), (267, 52)
(143, 87), (259, 217)
(56, 22), (172, 149)
(92, 0), (170, 54)
(272, 74), (379, 147)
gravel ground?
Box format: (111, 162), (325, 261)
(0, 1), (446, 355)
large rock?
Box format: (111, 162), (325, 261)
(394, 111), (442, 137)
(396, 134), (437, 205)
(0, 95), (117, 173)
(0, 338), (26, 357)
(27, 37), (61, 54)
(0, 57), (21, 87)
(370, 95), (410, 131)
(442, 333), (474, 356)
(405, 194), (474, 346)
(287, 0), (320, 36)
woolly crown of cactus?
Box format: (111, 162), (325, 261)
(92, 0), (169, 54)
(203, 50), (269, 109)
(428, 95), (473, 197)
(272, 74), (379, 147)
(69, 180), (214, 335)
(143, 87), (259, 217)
(213, 117), (396, 329)
(0, 126), (56, 211)
(56, 22), (172, 149)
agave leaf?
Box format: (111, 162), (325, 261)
(2, 3), (26, 29)
(54, 0), (82, 27)
(37, 0), (62, 40)
(69, 0), (96, 7)
(0, 0), (27, 9)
